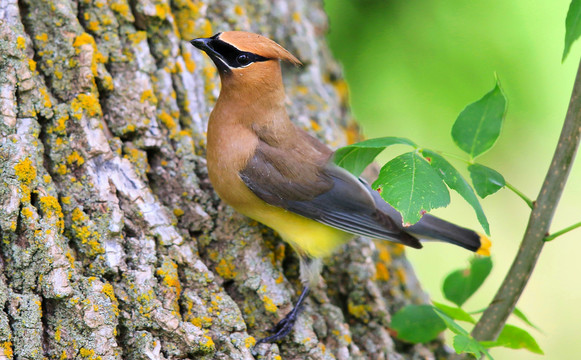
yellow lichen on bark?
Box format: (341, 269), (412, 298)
(14, 158), (37, 185)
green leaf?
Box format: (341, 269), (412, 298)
(390, 305), (446, 343)
(563, 0), (581, 61)
(432, 301), (476, 324)
(433, 308), (494, 360)
(421, 149), (490, 234)
(443, 256), (493, 307)
(484, 324), (544, 355)
(432, 307), (469, 335)
(453, 335), (490, 359)
(333, 137), (417, 177)
(513, 307), (542, 332)
(468, 163), (506, 198)
(451, 81), (506, 159)
(372, 152), (450, 225)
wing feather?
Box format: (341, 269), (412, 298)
(239, 141), (422, 249)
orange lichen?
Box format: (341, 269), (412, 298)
(39, 87), (52, 108)
(19, 184), (31, 203)
(39, 195), (64, 231)
(65, 251), (75, 268)
(87, 21), (100, 32)
(310, 119), (321, 131)
(66, 151), (85, 166)
(140, 89), (157, 104)
(244, 336), (256, 348)
(173, 0), (200, 39)
(155, 3), (168, 19)
(234, 5), (244, 15)
(159, 111), (177, 134)
(72, 208), (87, 223)
(214, 259), (236, 279)
(396, 267), (407, 283)
(73, 33), (95, 51)
(375, 262), (390, 281)
(79, 348), (95, 358)
(201, 19), (212, 37)
(201, 335), (215, 350)
(156, 259), (182, 297)
(173, 208), (184, 217)
(17, 36), (26, 50)
(71, 93), (102, 120)
(55, 326), (62, 341)
(0, 341), (13, 358)
(35, 33), (48, 42)
(183, 51), (196, 72)
(28, 59), (36, 72)
(262, 295), (277, 313)
(21, 207), (34, 219)
(202, 65), (216, 93)
(73, 32), (106, 77)
(127, 31), (146, 45)
(51, 113), (69, 135)
(14, 157), (36, 185)
(110, 1), (130, 17)
(56, 164), (67, 175)
(347, 302), (368, 320)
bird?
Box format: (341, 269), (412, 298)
(190, 31), (491, 345)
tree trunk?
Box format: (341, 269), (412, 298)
(0, 0), (446, 358)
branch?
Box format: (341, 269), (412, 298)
(544, 221), (581, 241)
(470, 58), (581, 342)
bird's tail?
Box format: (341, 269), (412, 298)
(406, 214), (491, 255)
(365, 179), (491, 255)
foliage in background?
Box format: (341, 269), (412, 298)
(332, 0), (581, 357)
(333, 80), (507, 233)
(335, 81), (541, 358)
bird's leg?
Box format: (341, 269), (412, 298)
(255, 286), (310, 345)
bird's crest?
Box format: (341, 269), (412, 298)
(219, 31), (302, 66)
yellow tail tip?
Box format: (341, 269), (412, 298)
(476, 233), (492, 256)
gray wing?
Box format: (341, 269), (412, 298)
(239, 141), (422, 248)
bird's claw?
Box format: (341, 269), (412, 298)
(255, 311), (299, 346)
(254, 287), (310, 347)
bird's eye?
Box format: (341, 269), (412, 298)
(237, 54), (251, 66)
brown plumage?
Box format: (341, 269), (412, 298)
(191, 31), (491, 344)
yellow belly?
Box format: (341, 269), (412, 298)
(206, 120), (352, 259)
(245, 204), (354, 259)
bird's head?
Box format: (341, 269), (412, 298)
(190, 31), (301, 90)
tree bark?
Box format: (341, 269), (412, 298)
(0, 0), (446, 358)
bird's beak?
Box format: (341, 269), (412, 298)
(190, 37), (221, 59)
(190, 35), (231, 74)
(190, 37), (212, 52)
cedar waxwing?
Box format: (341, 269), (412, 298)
(190, 31), (491, 344)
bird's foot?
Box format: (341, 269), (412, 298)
(254, 286), (310, 346)
(255, 309), (300, 345)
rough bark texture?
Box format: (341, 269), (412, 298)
(0, 0), (446, 358)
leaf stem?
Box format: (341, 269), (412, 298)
(544, 221), (581, 242)
(437, 151), (533, 208)
(505, 182), (534, 209)
(468, 58), (581, 348)
(436, 150), (471, 164)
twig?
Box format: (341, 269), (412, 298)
(544, 221), (581, 242)
(505, 182), (534, 209)
(469, 58), (581, 344)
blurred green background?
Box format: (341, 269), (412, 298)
(324, 0), (581, 359)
